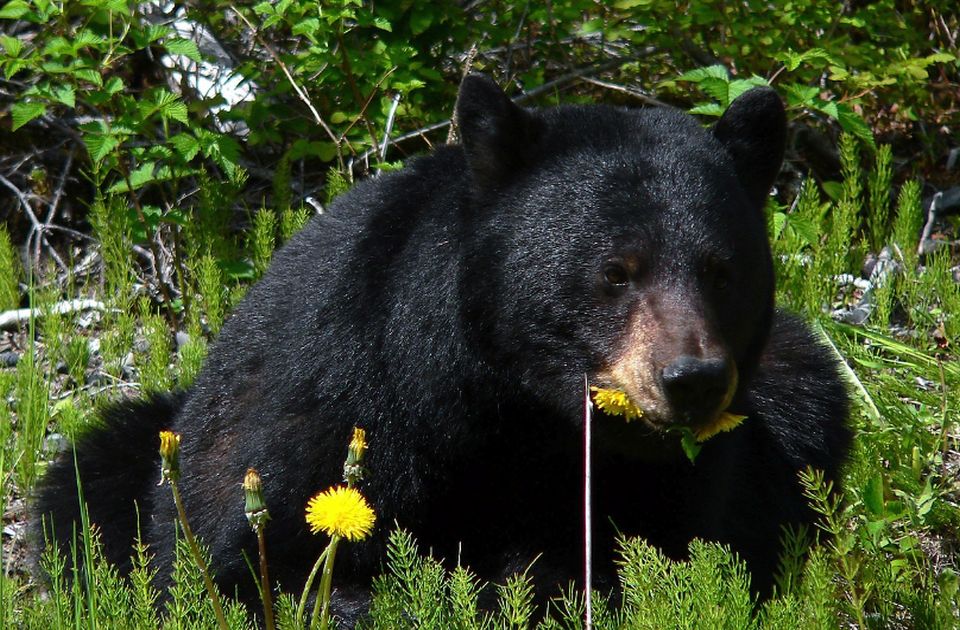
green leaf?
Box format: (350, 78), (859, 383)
(862, 475), (885, 517)
(821, 181), (843, 201)
(128, 205), (163, 243)
(688, 102), (724, 117)
(289, 139), (338, 162)
(679, 431), (702, 463)
(73, 68), (102, 86)
(727, 77), (767, 101)
(770, 211), (787, 240)
(162, 208), (188, 226)
(11, 101), (45, 131)
(107, 161), (157, 193)
(165, 38), (201, 62)
(97, 0), (129, 15)
(783, 213), (819, 247)
(53, 84), (75, 108)
(161, 100), (188, 124)
(103, 76), (124, 95)
(2, 58), (27, 78)
(698, 76), (733, 106)
(925, 52), (956, 64)
(372, 16), (391, 31)
(0, 0), (30, 19)
(677, 64), (729, 83)
(782, 83), (818, 107)
(0, 34), (22, 56)
(74, 28), (104, 49)
(292, 17), (320, 41)
(409, 5), (433, 34)
(812, 99), (839, 119)
(41, 36), (73, 58)
(776, 48), (838, 72)
(170, 133), (200, 161)
(252, 1), (274, 16)
(218, 259), (256, 281)
(837, 104), (875, 151)
(83, 132), (120, 163)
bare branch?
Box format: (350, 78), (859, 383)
(0, 172), (67, 272)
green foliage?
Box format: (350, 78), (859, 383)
(194, 254), (227, 335)
(497, 572), (536, 629)
(641, 0), (954, 146)
(617, 537), (754, 629)
(867, 144), (893, 252)
(325, 167), (352, 205)
(831, 132), (863, 275)
(250, 208), (278, 279)
(0, 225), (20, 310)
(88, 196), (133, 301)
(129, 534), (160, 629)
(280, 207), (312, 243)
(139, 303), (172, 393)
(366, 528), (452, 628)
(14, 331), (48, 490)
(891, 180), (924, 283)
(177, 323), (208, 388)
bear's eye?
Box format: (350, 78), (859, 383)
(703, 257), (731, 291)
(714, 270), (728, 290)
(602, 263), (630, 287)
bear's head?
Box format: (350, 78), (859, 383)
(457, 74), (786, 452)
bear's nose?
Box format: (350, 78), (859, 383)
(661, 356), (731, 423)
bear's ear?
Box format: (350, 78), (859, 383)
(712, 87), (786, 208)
(456, 73), (538, 188)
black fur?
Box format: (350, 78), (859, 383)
(35, 75), (850, 620)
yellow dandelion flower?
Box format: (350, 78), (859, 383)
(590, 386), (643, 422)
(694, 411), (748, 443)
(305, 486), (376, 541)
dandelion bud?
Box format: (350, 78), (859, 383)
(243, 468), (270, 530)
(349, 427), (367, 462)
(343, 427), (367, 485)
(158, 430), (181, 483)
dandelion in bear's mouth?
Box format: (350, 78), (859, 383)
(694, 411), (748, 442)
(590, 386), (644, 422)
(305, 486), (376, 542)
(589, 385), (748, 443)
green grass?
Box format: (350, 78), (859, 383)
(0, 138), (958, 628)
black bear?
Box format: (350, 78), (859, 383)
(36, 74), (850, 619)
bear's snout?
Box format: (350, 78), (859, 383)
(661, 355), (737, 425)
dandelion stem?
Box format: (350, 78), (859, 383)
(296, 546), (330, 627)
(257, 528), (276, 630)
(170, 480), (229, 630)
(313, 535), (341, 630)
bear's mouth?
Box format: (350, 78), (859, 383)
(588, 384), (747, 442)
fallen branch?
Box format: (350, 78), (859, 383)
(0, 299), (107, 330)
